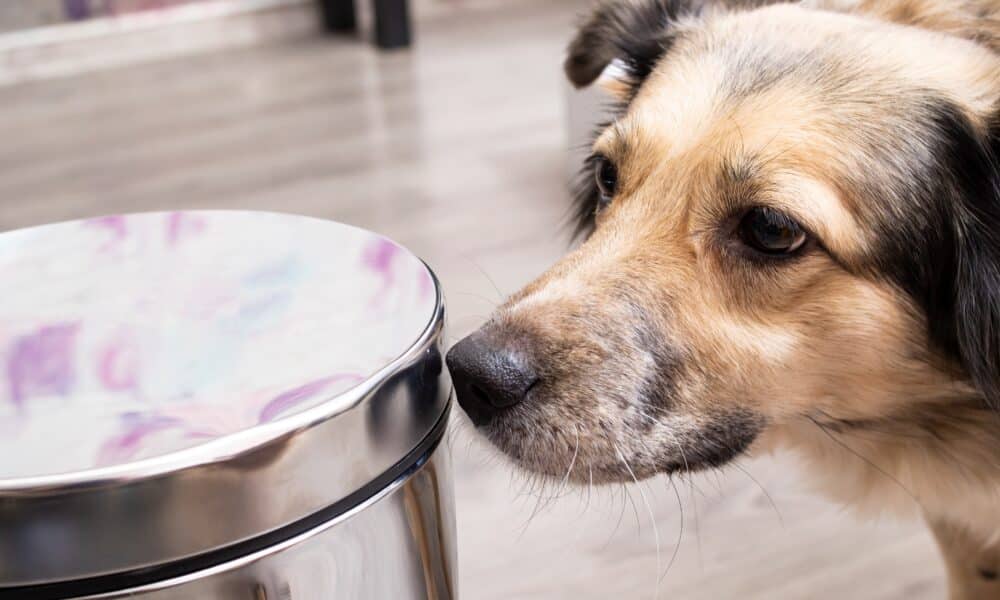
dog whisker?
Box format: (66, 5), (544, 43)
(460, 256), (505, 301)
(513, 425), (581, 538)
(661, 475), (685, 585)
(731, 460), (785, 528)
(585, 463), (595, 514)
(617, 445), (662, 600)
(450, 291), (503, 309)
(604, 482), (630, 550)
(517, 479), (550, 540)
(624, 483), (642, 539)
(806, 416), (925, 510)
(686, 475), (705, 572)
(557, 426), (582, 495)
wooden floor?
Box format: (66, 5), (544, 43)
(0, 1), (948, 597)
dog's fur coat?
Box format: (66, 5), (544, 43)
(449, 0), (1000, 597)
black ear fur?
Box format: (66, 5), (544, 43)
(564, 0), (787, 90)
(950, 112), (1000, 408)
(564, 0), (696, 90)
(884, 104), (1000, 408)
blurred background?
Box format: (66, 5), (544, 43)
(0, 1), (947, 597)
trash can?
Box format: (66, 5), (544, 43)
(0, 211), (455, 599)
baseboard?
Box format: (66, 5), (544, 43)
(0, 0), (317, 86)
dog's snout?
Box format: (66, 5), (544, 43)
(446, 331), (538, 425)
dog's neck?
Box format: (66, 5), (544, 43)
(761, 394), (1000, 544)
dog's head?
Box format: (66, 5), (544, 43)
(447, 0), (1000, 483)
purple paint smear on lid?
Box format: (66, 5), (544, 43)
(258, 373), (365, 424)
(362, 239), (399, 279)
(97, 415), (182, 465)
(166, 212), (204, 245)
(86, 216), (128, 251)
(7, 323), (79, 409)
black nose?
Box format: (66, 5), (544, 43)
(446, 331), (538, 426)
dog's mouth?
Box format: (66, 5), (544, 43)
(470, 400), (763, 484)
(448, 328), (764, 483)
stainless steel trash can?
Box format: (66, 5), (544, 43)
(0, 211), (455, 599)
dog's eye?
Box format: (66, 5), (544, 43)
(594, 156), (618, 208)
(738, 207), (807, 255)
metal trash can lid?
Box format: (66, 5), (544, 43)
(0, 211), (449, 594)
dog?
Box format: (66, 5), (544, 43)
(446, 0), (1000, 596)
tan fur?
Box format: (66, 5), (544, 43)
(813, 0), (1000, 52)
(931, 518), (1000, 599)
(469, 0), (1000, 596)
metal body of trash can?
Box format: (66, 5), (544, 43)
(0, 211), (455, 599)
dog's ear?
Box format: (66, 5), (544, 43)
(564, 0), (790, 95)
(564, 0), (699, 92)
(885, 104), (1000, 408)
(950, 111), (1000, 408)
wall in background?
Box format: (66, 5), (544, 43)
(0, 1), (66, 33)
(0, 0), (315, 86)
(66, 1), (211, 19)
(0, 1), (255, 33)
(0, 0), (512, 85)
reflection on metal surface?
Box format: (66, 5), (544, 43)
(404, 456), (457, 600)
(86, 446), (457, 600)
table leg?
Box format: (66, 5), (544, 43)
(373, 0), (411, 49)
(318, 0), (357, 32)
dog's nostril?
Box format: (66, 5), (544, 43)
(470, 384), (490, 404)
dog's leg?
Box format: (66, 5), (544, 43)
(929, 518), (1000, 600)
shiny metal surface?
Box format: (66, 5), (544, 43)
(87, 445), (457, 600)
(0, 305), (448, 588)
(0, 212), (451, 588)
